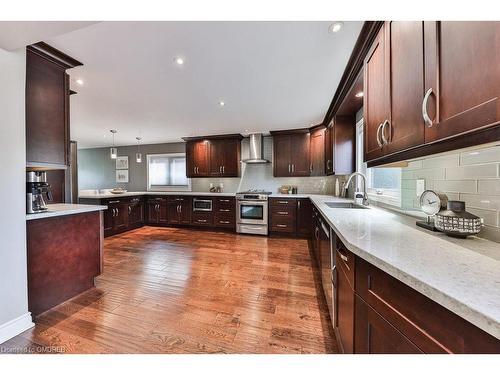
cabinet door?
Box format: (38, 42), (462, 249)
(146, 200), (159, 224)
(128, 199), (144, 227)
(333, 116), (355, 175)
(167, 198), (181, 224)
(296, 198), (312, 236)
(364, 24), (389, 162)
(324, 122), (333, 175)
(273, 135), (291, 176)
(309, 128), (325, 176)
(337, 265), (355, 353)
(103, 207), (114, 236)
(385, 21), (426, 154)
(186, 140), (210, 177)
(208, 139), (224, 176)
(290, 133), (310, 176)
(221, 138), (240, 176)
(355, 296), (422, 354)
(114, 203), (128, 232)
(424, 22), (500, 142)
(178, 198), (192, 224)
(26, 50), (69, 166)
(158, 199), (168, 224)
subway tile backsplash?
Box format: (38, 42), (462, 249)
(401, 143), (500, 243)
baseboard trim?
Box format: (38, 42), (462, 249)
(0, 312), (34, 344)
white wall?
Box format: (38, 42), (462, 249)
(0, 47), (33, 343)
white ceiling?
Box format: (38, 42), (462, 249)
(0, 22), (97, 51)
(44, 21), (363, 148)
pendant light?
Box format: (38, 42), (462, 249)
(135, 137), (142, 163)
(109, 129), (118, 159)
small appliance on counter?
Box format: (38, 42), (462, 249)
(435, 201), (483, 238)
(26, 171), (53, 214)
(416, 190), (448, 231)
(278, 185), (298, 194)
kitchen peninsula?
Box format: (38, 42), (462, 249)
(26, 204), (106, 317)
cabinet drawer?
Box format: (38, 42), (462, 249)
(270, 205), (297, 218)
(270, 216), (296, 233)
(191, 212), (213, 226)
(355, 257), (500, 353)
(214, 213), (235, 228)
(214, 197), (235, 211)
(336, 240), (355, 288)
(269, 198), (297, 208)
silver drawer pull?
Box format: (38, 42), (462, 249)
(220, 209), (230, 212)
(197, 219), (207, 223)
(278, 201), (289, 204)
(109, 200), (120, 204)
(277, 211), (288, 215)
(220, 220), (230, 224)
(339, 253), (348, 263)
(277, 224), (287, 228)
(219, 199), (230, 202)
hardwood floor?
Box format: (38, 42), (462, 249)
(1, 227), (337, 354)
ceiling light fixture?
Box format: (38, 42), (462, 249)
(329, 22), (344, 33)
(76, 79), (84, 85)
(109, 129), (117, 159)
(355, 91), (364, 98)
(174, 57), (184, 65)
(219, 100), (225, 107)
(135, 137), (142, 163)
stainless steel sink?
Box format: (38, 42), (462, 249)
(325, 202), (369, 209)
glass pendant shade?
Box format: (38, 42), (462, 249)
(110, 147), (117, 159)
(136, 152), (142, 163)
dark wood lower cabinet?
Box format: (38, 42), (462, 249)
(355, 296), (422, 354)
(167, 197), (191, 225)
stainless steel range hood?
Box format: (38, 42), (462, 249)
(242, 133), (270, 164)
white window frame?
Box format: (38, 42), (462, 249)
(356, 118), (401, 207)
(146, 153), (192, 192)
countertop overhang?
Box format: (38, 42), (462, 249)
(26, 203), (107, 221)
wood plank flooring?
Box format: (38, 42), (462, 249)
(1, 227), (337, 354)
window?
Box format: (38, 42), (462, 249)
(356, 119), (401, 207)
(147, 153), (191, 191)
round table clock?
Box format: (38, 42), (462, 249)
(416, 190), (448, 231)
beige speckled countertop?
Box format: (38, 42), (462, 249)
(26, 203), (107, 221)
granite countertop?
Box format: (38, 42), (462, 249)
(26, 203), (107, 221)
(307, 195), (500, 340)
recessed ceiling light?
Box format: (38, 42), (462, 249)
(329, 22), (344, 33)
(174, 57), (184, 65)
(355, 91), (364, 98)
(219, 101), (225, 107)
(76, 79), (84, 85)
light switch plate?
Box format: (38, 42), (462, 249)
(416, 179), (425, 197)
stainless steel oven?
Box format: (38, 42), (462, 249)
(193, 198), (213, 212)
(236, 191), (270, 235)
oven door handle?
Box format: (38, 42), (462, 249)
(237, 200), (266, 204)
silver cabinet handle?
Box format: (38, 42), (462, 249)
(109, 200), (120, 204)
(331, 265), (337, 287)
(292, 164), (295, 173)
(278, 201), (288, 204)
(298, 200), (301, 210)
(277, 224), (287, 228)
(114, 208), (118, 217)
(310, 163), (313, 173)
(315, 226), (319, 239)
(277, 211), (288, 215)
(128, 206), (132, 215)
(381, 119), (390, 145)
(219, 199), (230, 202)
(222, 165), (225, 173)
(422, 88), (434, 128)
(326, 159), (331, 169)
(220, 209), (230, 212)
(219, 220), (230, 224)
(288, 164), (291, 173)
(376, 122), (384, 147)
(197, 219), (207, 223)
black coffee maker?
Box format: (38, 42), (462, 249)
(26, 171), (53, 214)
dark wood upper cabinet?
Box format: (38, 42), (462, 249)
(184, 134), (241, 178)
(363, 24), (389, 162)
(309, 126), (325, 176)
(386, 21), (426, 154)
(186, 140), (209, 177)
(424, 21), (500, 142)
(325, 116), (355, 175)
(26, 43), (82, 168)
(362, 21), (500, 166)
(271, 130), (310, 177)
